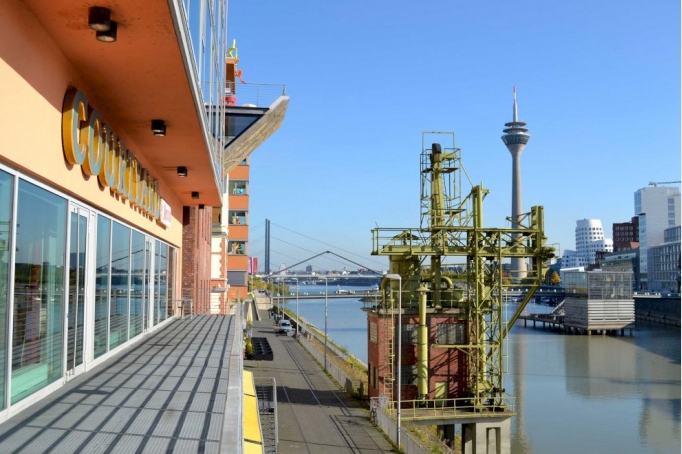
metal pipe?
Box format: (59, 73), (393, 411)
(385, 273), (402, 449)
(417, 285), (429, 401)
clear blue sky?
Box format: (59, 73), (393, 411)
(227, 0), (680, 273)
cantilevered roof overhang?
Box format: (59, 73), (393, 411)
(224, 95), (289, 173)
(22, 0), (222, 206)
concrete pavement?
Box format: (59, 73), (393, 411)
(245, 314), (394, 454)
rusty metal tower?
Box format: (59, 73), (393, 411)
(370, 131), (553, 419)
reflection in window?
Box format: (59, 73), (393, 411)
(0, 170), (13, 409)
(11, 180), (66, 404)
(94, 215), (110, 358)
(143, 239), (151, 330)
(155, 241), (168, 325)
(229, 181), (247, 195)
(66, 211), (87, 371)
(229, 211), (246, 225)
(110, 222), (130, 349)
(166, 248), (175, 319)
(130, 231), (144, 338)
(436, 323), (465, 345)
(228, 241), (246, 255)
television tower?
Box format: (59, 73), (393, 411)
(501, 87), (530, 279)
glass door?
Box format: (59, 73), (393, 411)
(144, 237), (153, 331)
(66, 204), (92, 377)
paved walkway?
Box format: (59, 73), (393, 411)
(246, 314), (393, 453)
(0, 315), (236, 454)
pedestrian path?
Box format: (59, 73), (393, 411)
(245, 314), (393, 454)
(0, 315), (236, 454)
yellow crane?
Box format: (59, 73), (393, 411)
(649, 181), (681, 187)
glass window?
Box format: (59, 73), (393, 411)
(94, 215), (110, 358)
(436, 323), (465, 345)
(12, 180), (66, 404)
(66, 211), (87, 371)
(227, 271), (247, 286)
(228, 241), (246, 255)
(0, 170), (13, 409)
(110, 222), (130, 349)
(155, 241), (169, 325)
(229, 181), (248, 195)
(228, 211), (246, 225)
(166, 247), (175, 320)
(396, 324), (417, 345)
(130, 231), (145, 338)
(397, 364), (417, 385)
(144, 239), (152, 330)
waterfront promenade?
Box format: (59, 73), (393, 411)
(245, 312), (393, 453)
(0, 310), (393, 453)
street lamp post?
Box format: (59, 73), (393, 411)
(277, 279), (284, 321)
(324, 276), (328, 371)
(292, 277), (299, 337)
(385, 273), (402, 449)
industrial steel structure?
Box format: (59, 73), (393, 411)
(368, 132), (553, 450)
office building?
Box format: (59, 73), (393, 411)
(634, 186), (680, 288)
(612, 216), (639, 251)
(647, 226), (681, 292)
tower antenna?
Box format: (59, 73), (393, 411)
(501, 87), (531, 279)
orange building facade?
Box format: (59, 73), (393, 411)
(0, 0), (227, 421)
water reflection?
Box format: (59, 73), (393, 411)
(509, 321), (680, 453)
(288, 293), (681, 453)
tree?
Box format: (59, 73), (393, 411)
(550, 271), (561, 285)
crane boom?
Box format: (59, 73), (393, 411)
(648, 181), (681, 187)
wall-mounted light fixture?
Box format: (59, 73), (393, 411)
(151, 119), (166, 136)
(96, 21), (117, 42)
(191, 192), (200, 200)
(199, 204), (205, 210)
(88, 7), (111, 31)
(177, 166), (188, 177)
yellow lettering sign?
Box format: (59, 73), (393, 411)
(62, 88), (163, 223)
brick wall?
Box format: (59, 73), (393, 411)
(367, 311), (468, 400)
(182, 205), (213, 314)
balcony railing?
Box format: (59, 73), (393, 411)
(221, 82), (287, 108)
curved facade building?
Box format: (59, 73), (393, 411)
(575, 219), (613, 265)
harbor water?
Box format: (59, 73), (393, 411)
(280, 285), (681, 453)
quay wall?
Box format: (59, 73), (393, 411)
(634, 297), (680, 327)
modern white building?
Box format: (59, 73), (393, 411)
(635, 186), (681, 287)
(575, 219), (613, 265)
(561, 250), (589, 269)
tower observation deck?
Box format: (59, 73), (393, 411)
(501, 87), (531, 279)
